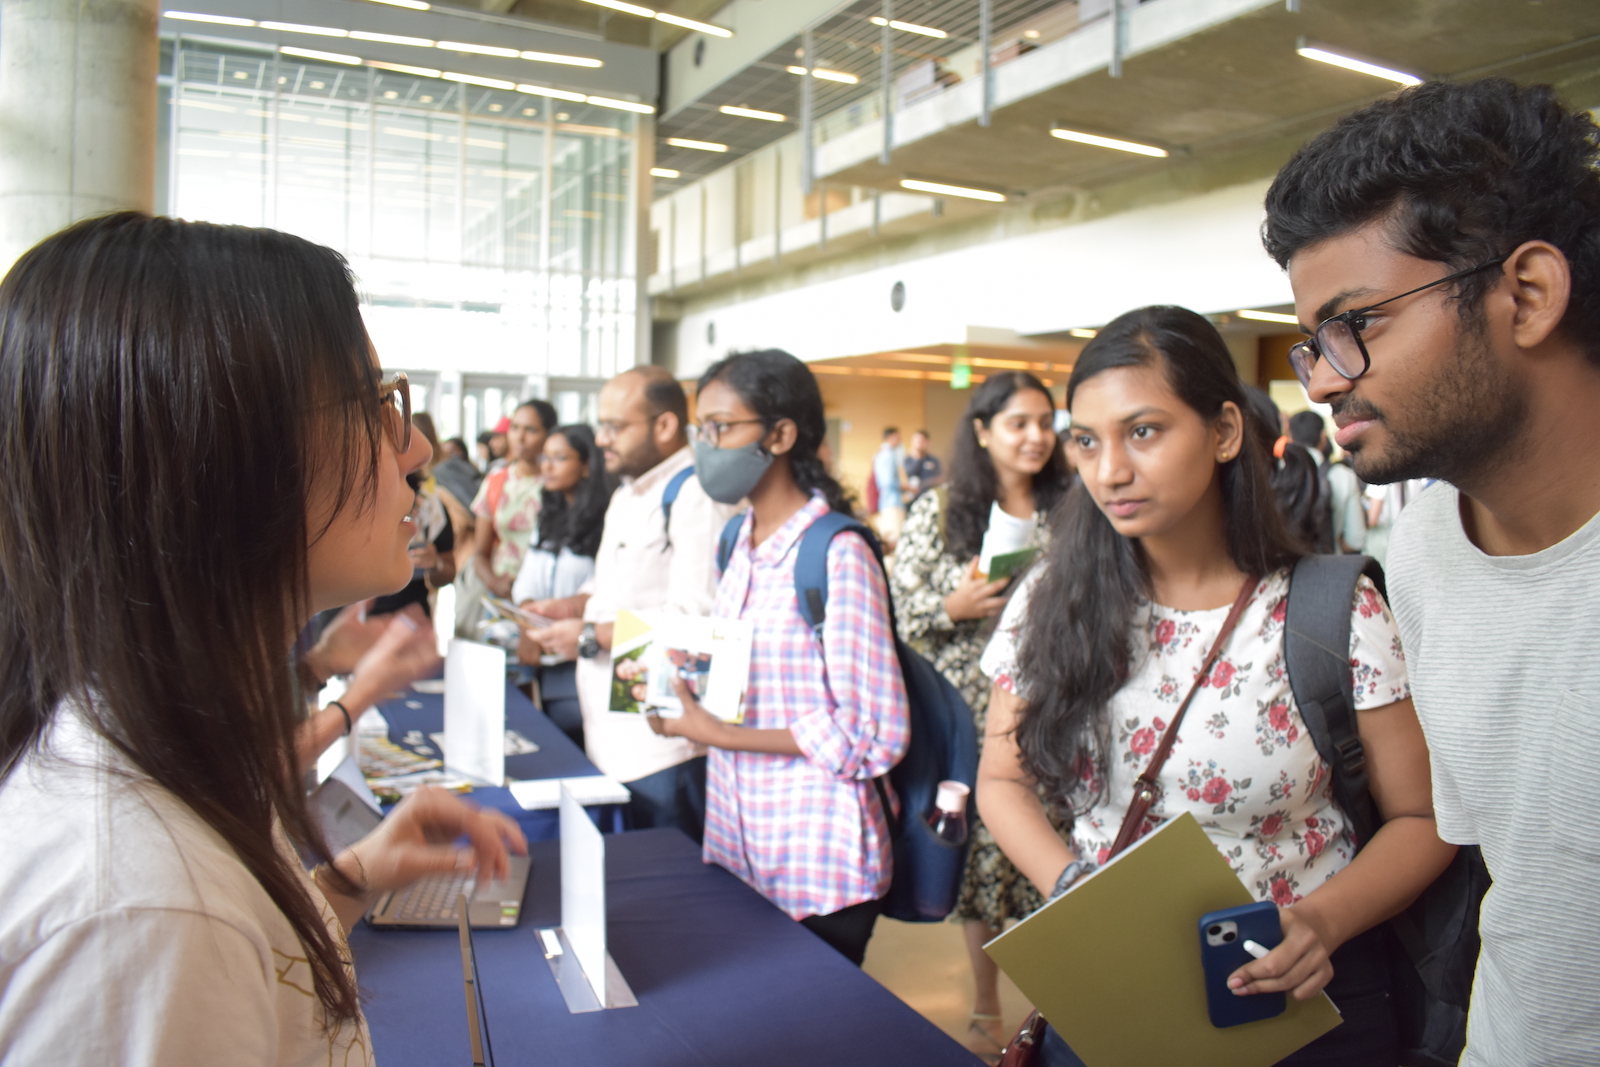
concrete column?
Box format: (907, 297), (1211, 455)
(0, 0), (159, 271)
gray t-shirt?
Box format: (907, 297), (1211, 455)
(1387, 483), (1600, 1067)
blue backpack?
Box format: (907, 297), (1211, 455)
(718, 510), (979, 922)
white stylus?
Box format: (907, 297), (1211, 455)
(1242, 939), (1271, 960)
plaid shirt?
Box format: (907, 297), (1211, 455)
(703, 492), (910, 920)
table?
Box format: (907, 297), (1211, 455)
(352, 828), (981, 1067)
(377, 681), (624, 841)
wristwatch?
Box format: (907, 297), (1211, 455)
(577, 622), (601, 660)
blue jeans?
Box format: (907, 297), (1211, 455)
(1038, 926), (1397, 1067)
(624, 756), (708, 845)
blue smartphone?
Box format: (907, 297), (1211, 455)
(1198, 901), (1287, 1028)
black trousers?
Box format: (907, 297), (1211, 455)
(1038, 925), (1397, 1066)
(535, 661), (584, 750)
(800, 897), (884, 967)
(624, 756), (708, 845)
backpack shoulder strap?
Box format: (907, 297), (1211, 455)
(1285, 554), (1387, 846)
(715, 512), (746, 574)
(793, 511), (886, 637)
(659, 465), (695, 551)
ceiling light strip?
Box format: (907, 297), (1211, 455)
(719, 104), (786, 122)
(786, 65), (858, 85)
(869, 16), (947, 39)
(280, 45), (361, 65)
(899, 178), (1005, 202)
(574, 0), (734, 36)
(650, 167), (680, 178)
(667, 137), (728, 152)
(1236, 309), (1300, 324)
(1296, 42), (1423, 86)
(1049, 127), (1168, 157)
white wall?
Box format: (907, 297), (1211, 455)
(672, 177), (1291, 374)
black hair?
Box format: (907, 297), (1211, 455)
(535, 424), (615, 558)
(443, 436), (469, 454)
(698, 349), (856, 516)
(516, 398), (558, 433)
(0, 213), (375, 1022)
(1263, 78), (1600, 364)
(1012, 306), (1301, 812)
(623, 365), (689, 430)
(945, 371), (1072, 559)
(882, 426), (899, 439)
(477, 430), (497, 446)
(1288, 411), (1326, 448)
(1242, 388), (1328, 554)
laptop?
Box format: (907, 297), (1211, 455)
(308, 768), (531, 929)
(458, 895), (495, 1067)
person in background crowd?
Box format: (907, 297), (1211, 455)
(439, 436), (471, 464)
(648, 349), (910, 966)
(470, 399), (555, 602)
(369, 418), (455, 619)
(0, 213), (523, 1065)
(1263, 78), (1600, 1067)
(888, 373), (1071, 1061)
(978, 305), (1453, 1067)
(487, 418), (511, 472)
(873, 426), (906, 548)
(475, 430), (498, 472)
(903, 428), (944, 502)
(421, 416), (483, 531)
(1244, 388), (1334, 553)
(511, 424), (615, 748)
(1361, 478), (1426, 570)
(522, 367), (735, 842)
(1288, 411), (1366, 554)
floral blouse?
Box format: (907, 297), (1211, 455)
(470, 465), (542, 578)
(980, 568), (1410, 906)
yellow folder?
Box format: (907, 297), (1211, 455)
(984, 813), (1342, 1067)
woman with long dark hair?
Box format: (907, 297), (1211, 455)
(887, 371), (1070, 1060)
(0, 214), (523, 1063)
(647, 350), (909, 966)
(976, 307), (1452, 1065)
(512, 423), (616, 747)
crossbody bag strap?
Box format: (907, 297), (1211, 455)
(1108, 576), (1257, 858)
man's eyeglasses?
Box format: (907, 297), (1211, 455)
(1288, 255), (1507, 389)
(696, 418), (764, 447)
(377, 373), (412, 454)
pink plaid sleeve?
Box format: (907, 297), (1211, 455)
(789, 531), (910, 780)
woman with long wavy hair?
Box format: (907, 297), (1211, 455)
(0, 213), (523, 1065)
(976, 306), (1452, 1066)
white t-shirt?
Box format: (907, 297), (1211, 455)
(0, 711), (374, 1067)
(981, 567), (1409, 903)
(1387, 483), (1600, 1067)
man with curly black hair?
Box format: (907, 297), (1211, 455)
(1263, 78), (1600, 1067)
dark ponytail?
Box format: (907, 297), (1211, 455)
(1012, 306), (1302, 812)
(698, 349), (856, 516)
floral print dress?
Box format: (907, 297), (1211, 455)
(980, 568), (1410, 906)
(889, 490), (1058, 926)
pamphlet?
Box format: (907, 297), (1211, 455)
(607, 608), (751, 721)
(977, 501), (1039, 576)
(483, 595), (555, 630)
(986, 546), (1039, 582)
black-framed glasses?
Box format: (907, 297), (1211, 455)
(377, 372), (412, 454)
(1288, 255), (1508, 389)
(696, 418), (765, 446)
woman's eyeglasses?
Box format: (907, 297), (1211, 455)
(377, 373), (412, 454)
(1288, 255), (1507, 389)
(696, 418), (764, 447)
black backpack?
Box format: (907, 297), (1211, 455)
(1285, 555), (1490, 1067)
(717, 510), (980, 922)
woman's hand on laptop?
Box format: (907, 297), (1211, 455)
(347, 786), (528, 899)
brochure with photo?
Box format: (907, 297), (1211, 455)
(607, 609), (751, 722)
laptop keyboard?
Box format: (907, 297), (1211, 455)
(391, 872), (476, 922)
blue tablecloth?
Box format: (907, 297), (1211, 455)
(351, 828), (981, 1067)
(377, 681), (624, 840)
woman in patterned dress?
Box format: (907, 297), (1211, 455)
(977, 306), (1455, 1066)
(887, 372), (1071, 1060)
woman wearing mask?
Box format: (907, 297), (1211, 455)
(977, 306), (1453, 1066)
(512, 424), (616, 747)
(887, 372), (1071, 1062)
(0, 213), (523, 1065)
(470, 399), (555, 602)
(647, 350), (910, 966)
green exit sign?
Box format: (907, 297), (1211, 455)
(950, 363), (971, 389)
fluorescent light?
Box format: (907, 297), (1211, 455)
(1050, 127), (1168, 157)
(654, 12), (733, 37)
(521, 50), (603, 68)
(869, 16), (947, 39)
(518, 84), (587, 102)
(281, 46), (362, 65)
(586, 95), (654, 114)
(260, 20), (347, 37)
(350, 30), (435, 47)
(719, 104), (786, 122)
(1069, 328), (1098, 338)
(436, 41), (520, 58)
(900, 178), (1006, 202)
(369, 60), (443, 77)
(667, 137), (728, 153)
(1237, 309), (1301, 325)
(786, 65), (859, 85)
(1297, 44), (1423, 86)
(580, 0), (656, 15)
(651, 167), (680, 178)
(444, 72), (516, 90)
(163, 11), (256, 26)
(367, 0), (431, 8)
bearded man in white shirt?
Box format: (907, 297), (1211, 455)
(522, 367), (735, 841)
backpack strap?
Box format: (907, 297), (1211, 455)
(1285, 554), (1387, 847)
(659, 466), (695, 552)
(792, 511), (889, 638)
(715, 512), (745, 575)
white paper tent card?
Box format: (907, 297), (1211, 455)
(444, 639), (507, 787)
